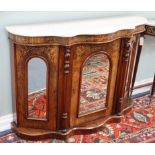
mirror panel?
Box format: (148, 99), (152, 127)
(28, 58), (47, 120)
(78, 53), (110, 116)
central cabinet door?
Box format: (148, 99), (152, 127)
(70, 40), (121, 127)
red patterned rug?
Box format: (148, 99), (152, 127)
(0, 94), (155, 143)
(28, 89), (47, 119)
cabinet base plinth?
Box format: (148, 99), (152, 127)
(11, 103), (133, 141)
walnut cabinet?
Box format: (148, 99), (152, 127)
(6, 16), (148, 140)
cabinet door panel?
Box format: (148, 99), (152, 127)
(15, 45), (59, 130)
(78, 53), (110, 117)
(70, 40), (121, 126)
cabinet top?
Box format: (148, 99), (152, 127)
(6, 16), (147, 37)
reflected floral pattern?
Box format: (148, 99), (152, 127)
(28, 58), (47, 120)
(28, 89), (47, 119)
(79, 53), (110, 116)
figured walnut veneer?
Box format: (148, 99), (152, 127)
(8, 24), (145, 140)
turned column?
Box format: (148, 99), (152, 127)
(61, 46), (72, 132)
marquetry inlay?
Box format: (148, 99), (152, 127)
(145, 25), (155, 36)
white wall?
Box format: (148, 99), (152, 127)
(0, 11), (155, 117)
(136, 35), (155, 81)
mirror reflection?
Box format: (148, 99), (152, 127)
(28, 58), (47, 120)
(79, 53), (110, 116)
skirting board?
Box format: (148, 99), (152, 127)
(0, 78), (153, 133)
(133, 77), (153, 95)
(0, 113), (16, 132)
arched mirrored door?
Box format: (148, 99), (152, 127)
(27, 57), (47, 120)
(78, 53), (110, 117)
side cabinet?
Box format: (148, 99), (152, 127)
(7, 16), (147, 140)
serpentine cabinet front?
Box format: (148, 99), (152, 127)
(6, 16), (147, 140)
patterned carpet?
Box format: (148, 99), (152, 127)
(0, 94), (155, 143)
(79, 54), (109, 116)
(28, 89), (47, 119)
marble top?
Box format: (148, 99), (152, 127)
(6, 16), (148, 37)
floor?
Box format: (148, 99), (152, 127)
(0, 93), (155, 143)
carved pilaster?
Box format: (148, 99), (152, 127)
(123, 37), (135, 62)
(61, 112), (68, 132)
(122, 38), (135, 98)
(115, 37), (136, 114)
(119, 97), (124, 104)
(124, 36), (137, 94)
(61, 46), (71, 131)
(61, 112), (68, 119)
(64, 47), (71, 74)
